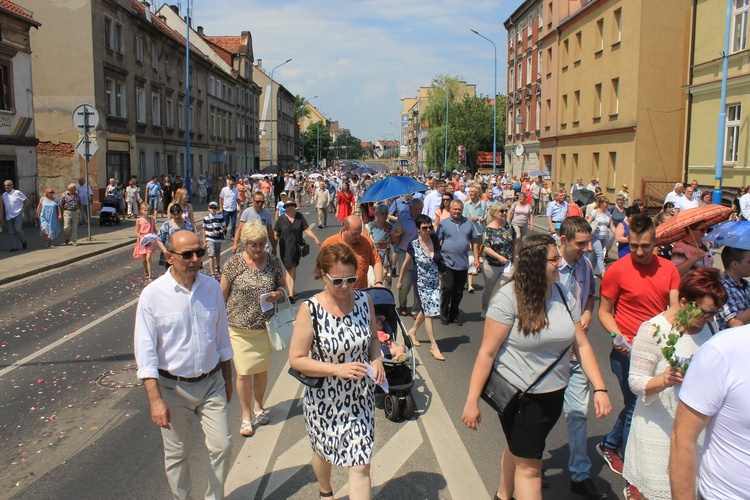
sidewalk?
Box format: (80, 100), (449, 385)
(0, 206), (211, 286)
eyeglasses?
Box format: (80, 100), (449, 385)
(254, 199), (265, 204)
(698, 306), (722, 318)
(498, 210), (507, 214)
(547, 255), (562, 265)
(419, 225), (432, 230)
(170, 248), (207, 260)
(325, 273), (358, 286)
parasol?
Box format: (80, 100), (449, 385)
(702, 220), (750, 250)
(358, 176), (428, 203)
(655, 205), (734, 245)
(353, 166), (377, 175)
(261, 164), (282, 174)
(528, 170), (550, 178)
(573, 188), (596, 207)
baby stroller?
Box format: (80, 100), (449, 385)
(99, 195), (120, 226)
(361, 287), (417, 421)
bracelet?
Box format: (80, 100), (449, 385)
(593, 389), (608, 393)
(374, 281), (383, 285)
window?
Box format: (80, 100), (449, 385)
(151, 43), (158, 70)
(139, 151), (146, 181)
(209, 76), (215, 96)
(562, 39), (569, 69)
(607, 152), (617, 187)
(725, 104), (741, 164)
(178, 101), (185, 130)
(547, 2), (553, 27)
(537, 50), (542, 76)
(517, 26), (522, 43)
(136, 36), (144, 63)
(165, 56), (171, 74)
(152, 93), (161, 126)
(538, 5), (543, 28)
(545, 99), (551, 128)
(610, 78), (619, 116)
(114, 22), (124, 54)
(595, 19), (604, 52)
(594, 83), (602, 119)
(535, 100), (541, 131)
(560, 153), (567, 173)
(574, 32), (582, 64)
(526, 102), (531, 131)
(166, 98), (174, 128)
(509, 67), (515, 93)
(0, 62), (13, 111)
(561, 94), (568, 125)
(104, 16), (113, 50)
(527, 15), (533, 37)
(197, 104), (202, 134)
(733, 0), (749, 53)
(593, 152), (600, 178)
(572, 153), (578, 173)
(517, 62), (522, 88)
(546, 47), (553, 76)
(177, 60), (183, 82)
(509, 28), (515, 50)
(154, 152), (160, 177)
(573, 90), (580, 123)
(105, 78), (126, 117)
(613, 8), (622, 45)
(136, 88), (146, 123)
(210, 112), (215, 136)
(527, 57), (532, 84)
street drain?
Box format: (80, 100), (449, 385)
(95, 362), (142, 389)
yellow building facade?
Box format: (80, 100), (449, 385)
(686, 0), (750, 190)
(549, 0), (690, 203)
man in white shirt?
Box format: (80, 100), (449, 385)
(664, 183), (684, 205)
(674, 186), (700, 213)
(585, 177), (599, 191)
(219, 177), (240, 239)
(740, 184), (750, 220)
(422, 180), (446, 222)
(2, 180), (27, 251)
(284, 174), (296, 201)
(312, 179), (331, 228)
(690, 179), (702, 201)
(453, 181), (467, 203)
(670, 324), (750, 500)
(77, 177), (94, 224)
(134, 230), (234, 500)
(530, 177), (542, 215)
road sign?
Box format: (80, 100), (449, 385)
(76, 135), (99, 159)
(72, 104), (99, 133)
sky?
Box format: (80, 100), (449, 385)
(190, 0), (517, 143)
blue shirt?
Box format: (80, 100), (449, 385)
(390, 197), (410, 218)
(147, 181), (161, 197)
(436, 216), (479, 271)
(395, 212), (418, 252)
(463, 199), (487, 235)
(546, 200), (568, 222)
(558, 255), (594, 316)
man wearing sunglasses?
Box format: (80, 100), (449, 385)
(321, 215), (384, 290)
(233, 192), (275, 255)
(135, 230), (234, 500)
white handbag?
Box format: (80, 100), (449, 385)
(266, 289), (296, 351)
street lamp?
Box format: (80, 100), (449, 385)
(269, 58), (292, 167)
(433, 79), (450, 176)
(471, 29), (497, 175)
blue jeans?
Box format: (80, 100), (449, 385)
(601, 349), (637, 455)
(592, 236), (607, 275)
(7, 214), (26, 249)
(223, 210), (237, 239)
(563, 361), (592, 482)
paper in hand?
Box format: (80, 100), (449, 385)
(259, 292), (275, 313)
(366, 363), (389, 393)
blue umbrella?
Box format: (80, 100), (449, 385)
(703, 220), (750, 250)
(353, 166), (377, 175)
(528, 170), (550, 177)
(359, 176), (428, 203)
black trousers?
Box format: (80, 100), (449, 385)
(440, 268), (468, 321)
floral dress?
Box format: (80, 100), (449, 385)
(407, 234), (442, 317)
(483, 224), (514, 267)
(366, 221), (393, 285)
(304, 292), (375, 466)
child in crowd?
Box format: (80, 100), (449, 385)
(133, 202), (157, 282)
(203, 201), (226, 278)
(276, 191), (289, 219)
(375, 315), (407, 364)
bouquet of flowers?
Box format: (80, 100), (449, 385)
(652, 302), (702, 373)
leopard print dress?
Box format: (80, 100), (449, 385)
(303, 291), (375, 466)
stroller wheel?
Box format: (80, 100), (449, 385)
(401, 393), (416, 420)
(99, 219), (103, 226)
(384, 394), (400, 422)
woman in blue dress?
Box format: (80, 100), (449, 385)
(37, 188), (62, 247)
(396, 214), (445, 361)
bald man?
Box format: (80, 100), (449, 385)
(321, 215), (384, 289)
(134, 230), (234, 499)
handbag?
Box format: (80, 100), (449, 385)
(266, 289), (296, 351)
(481, 283), (574, 417)
(288, 300), (325, 388)
(298, 240), (310, 258)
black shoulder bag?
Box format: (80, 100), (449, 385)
(481, 283), (574, 417)
(288, 300), (325, 388)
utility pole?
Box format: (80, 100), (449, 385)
(269, 58), (292, 167)
(185, 0), (192, 199)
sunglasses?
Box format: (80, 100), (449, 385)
(419, 225), (432, 230)
(325, 273), (358, 286)
(170, 248), (207, 260)
(254, 199), (265, 204)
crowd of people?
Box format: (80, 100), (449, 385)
(126, 166), (750, 500)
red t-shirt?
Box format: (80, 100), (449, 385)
(600, 254), (680, 342)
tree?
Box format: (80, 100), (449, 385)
(333, 133), (365, 160)
(294, 94), (311, 120)
(300, 120), (332, 165)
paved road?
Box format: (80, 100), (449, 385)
(0, 204), (626, 499)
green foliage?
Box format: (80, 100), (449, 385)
(294, 95), (312, 120)
(333, 133), (366, 160)
(652, 302), (703, 373)
(422, 75), (507, 173)
(300, 121), (332, 164)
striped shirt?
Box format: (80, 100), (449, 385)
(203, 212), (225, 242)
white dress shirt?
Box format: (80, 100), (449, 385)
(422, 190), (442, 221)
(219, 187), (239, 212)
(740, 193), (750, 220)
(2, 189), (26, 219)
(134, 270), (233, 380)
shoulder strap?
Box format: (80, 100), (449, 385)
(708, 321), (716, 336)
(554, 282), (574, 321)
(306, 300), (325, 360)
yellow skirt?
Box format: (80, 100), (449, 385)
(228, 326), (271, 375)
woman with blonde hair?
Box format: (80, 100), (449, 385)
(168, 187), (197, 232)
(221, 220), (286, 437)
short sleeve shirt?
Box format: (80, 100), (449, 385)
(487, 283), (580, 393)
(321, 233), (381, 290)
(546, 200), (568, 222)
(2, 189), (26, 219)
(436, 216), (479, 271)
(716, 274), (750, 330)
(463, 199), (487, 235)
(223, 252), (284, 329)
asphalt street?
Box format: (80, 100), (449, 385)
(0, 202), (626, 500)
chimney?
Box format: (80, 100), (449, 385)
(197, 26), (204, 36)
(142, 1), (151, 22)
(256, 59), (262, 70)
(158, 14), (167, 22)
(169, 4), (179, 15)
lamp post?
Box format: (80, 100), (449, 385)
(712, 0), (732, 205)
(471, 29), (497, 175)
(269, 58), (292, 167)
(433, 79), (449, 177)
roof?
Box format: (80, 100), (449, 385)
(131, 1), (209, 63)
(205, 36), (243, 54)
(203, 37), (234, 67)
(0, 0), (40, 26)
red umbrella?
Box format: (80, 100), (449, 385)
(655, 205), (734, 245)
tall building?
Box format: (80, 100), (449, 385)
(685, 0), (750, 189)
(0, 1), (39, 197)
(540, 0), (690, 198)
(504, 0), (544, 177)
(253, 60), (297, 169)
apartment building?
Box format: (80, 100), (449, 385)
(685, 0), (750, 189)
(0, 1), (39, 197)
(254, 61), (297, 169)
(543, 0), (690, 195)
(26, 0), (258, 205)
(504, 0), (544, 177)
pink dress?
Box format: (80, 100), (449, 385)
(133, 217), (156, 258)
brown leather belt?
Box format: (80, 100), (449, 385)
(158, 364), (220, 383)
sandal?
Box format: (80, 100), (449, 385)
(467, 286), (475, 293)
(254, 408), (270, 426)
(240, 419), (254, 437)
(320, 491), (334, 500)
(430, 349), (445, 361)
